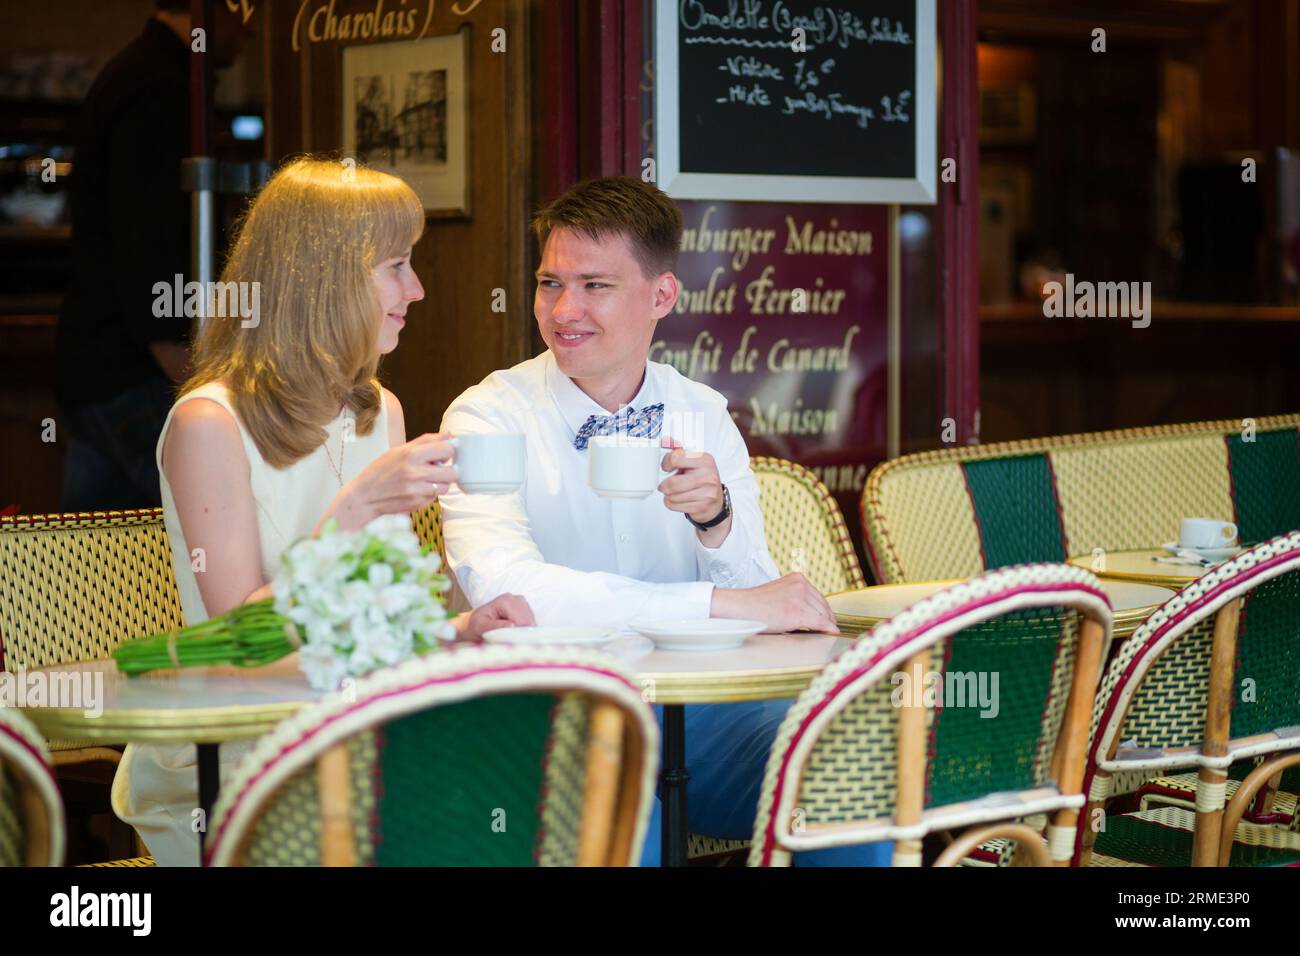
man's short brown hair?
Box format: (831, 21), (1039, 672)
(532, 176), (683, 278)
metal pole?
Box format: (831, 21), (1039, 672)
(187, 0), (214, 331)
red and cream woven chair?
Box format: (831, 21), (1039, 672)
(206, 644), (659, 866)
(1075, 532), (1300, 867)
(752, 457), (865, 593)
(749, 564), (1112, 867)
(0, 708), (65, 866)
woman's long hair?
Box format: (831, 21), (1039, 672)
(184, 156), (423, 468)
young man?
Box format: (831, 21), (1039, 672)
(439, 177), (884, 865)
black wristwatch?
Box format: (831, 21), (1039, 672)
(687, 485), (732, 531)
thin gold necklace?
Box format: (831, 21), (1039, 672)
(322, 427), (345, 486)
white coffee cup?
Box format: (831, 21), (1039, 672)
(588, 436), (668, 499)
(1179, 517), (1238, 550)
(449, 433), (525, 494)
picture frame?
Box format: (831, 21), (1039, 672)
(341, 26), (470, 219)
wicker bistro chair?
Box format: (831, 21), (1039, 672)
(409, 501), (444, 558)
(0, 708), (65, 866)
(679, 458), (864, 864)
(206, 644), (659, 866)
(0, 509), (184, 672)
(0, 505), (442, 713)
(0, 509), (185, 764)
(1074, 532), (1300, 867)
(752, 457), (865, 593)
(749, 564), (1113, 867)
(860, 414), (1300, 585)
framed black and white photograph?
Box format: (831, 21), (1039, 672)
(654, 0), (937, 204)
(341, 28), (469, 218)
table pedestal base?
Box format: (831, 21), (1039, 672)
(197, 742), (220, 863)
(661, 704), (689, 867)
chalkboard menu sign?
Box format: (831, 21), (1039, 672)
(656, 0), (936, 204)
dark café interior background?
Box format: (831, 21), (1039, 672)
(1, 0), (1298, 571)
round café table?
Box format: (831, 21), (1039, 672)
(827, 578), (1176, 638)
(1064, 548), (1229, 590)
(19, 633), (853, 867)
(18, 655), (320, 860)
(605, 631), (853, 867)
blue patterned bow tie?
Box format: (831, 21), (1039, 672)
(573, 403), (664, 451)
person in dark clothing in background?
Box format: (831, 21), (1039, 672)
(56, 1), (245, 511)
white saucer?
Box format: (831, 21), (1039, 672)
(630, 619), (766, 651)
(1161, 542), (1242, 561)
(481, 626), (615, 646)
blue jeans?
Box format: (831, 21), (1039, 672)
(60, 375), (174, 512)
(639, 699), (893, 866)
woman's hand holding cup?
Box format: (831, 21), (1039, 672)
(332, 432), (456, 529)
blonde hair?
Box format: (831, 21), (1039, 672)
(185, 156), (423, 468)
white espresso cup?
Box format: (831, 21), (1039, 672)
(1179, 517), (1238, 550)
(588, 436), (668, 499)
(449, 433), (525, 494)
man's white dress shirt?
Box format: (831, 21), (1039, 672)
(439, 350), (778, 629)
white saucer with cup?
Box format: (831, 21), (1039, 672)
(448, 433), (525, 495)
(587, 435), (668, 499)
(1162, 517), (1242, 561)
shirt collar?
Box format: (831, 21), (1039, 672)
(543, 351), (658, 438)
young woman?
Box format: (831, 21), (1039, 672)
(111, 157), (533, 865)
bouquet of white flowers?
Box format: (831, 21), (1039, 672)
(113, 514), (457, 691)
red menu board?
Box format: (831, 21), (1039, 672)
(654, 200), (890, 552)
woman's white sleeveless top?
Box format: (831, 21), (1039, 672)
(158, 381), (391, 623)
(111, 381), (391, 865)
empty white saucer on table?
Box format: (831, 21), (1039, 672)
(1065, 548), (1230, 589)
(827, 579), (1175, 639)
(481, 626), (615, 646)
(631, 619), (766, 651)
(1160, 542), (1242, 562)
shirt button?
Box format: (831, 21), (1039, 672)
(619, 534), (630, 544)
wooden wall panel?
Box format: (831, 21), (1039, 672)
(263, 0), (532, 437)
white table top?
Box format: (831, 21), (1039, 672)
(23, 577), (1173, 747)
(19, 632), (855, 744)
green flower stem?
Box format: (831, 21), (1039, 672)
(113, 599), (295, 676)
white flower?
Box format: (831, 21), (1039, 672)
(352, 605), (413, 666)
(367, 562), (395, 589)
(279, 515), (451, 689)
(299, 641), (350, 692)
(363, 514), (413, 540)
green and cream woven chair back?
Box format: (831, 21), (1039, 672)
(1075, 531), (1300, 867)
(206, 645), (659, 866)
(861, 414), (1300, 584)
(0, 708), (65, 866)
(750, 564), (1112, 867)
(753, 456), (865, 594)
(0, 510), (185, 671)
